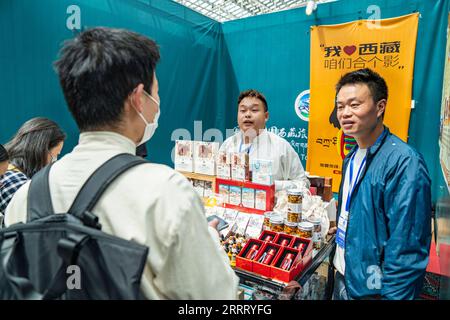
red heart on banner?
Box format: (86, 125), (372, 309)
(343, 45), (356, 55)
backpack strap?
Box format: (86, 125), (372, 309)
(27, 153), (147, 226)
(68, 153), (147, 228)
(27, 164), (55, 222)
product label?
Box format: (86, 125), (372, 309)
(287, 203), (302, 213)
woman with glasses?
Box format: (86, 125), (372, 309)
(0, 117), (66, 217)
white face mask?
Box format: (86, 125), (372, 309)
(135, 90), (160, 146)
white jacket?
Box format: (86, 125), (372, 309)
(219, 129), (308, 191)
(5, 131), (238, 299)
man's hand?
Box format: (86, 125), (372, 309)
(208, 218), (220, 236)
(328, 226), (337, 235)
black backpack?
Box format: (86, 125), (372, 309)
(0, 153), (149, 299)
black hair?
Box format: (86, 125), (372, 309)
(54, 27), (160, 131)
(238, 89), (268, 112)
(335, 68), (388, 104)
(0, 144), (8, 162)
(5, 117), (66, 178)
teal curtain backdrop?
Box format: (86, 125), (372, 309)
(0, 0), (448, 202)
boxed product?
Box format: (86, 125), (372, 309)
(245, 214), (264, 239)
(193, 141), (219, 175)
(193, 180), (204, 198)
(229, 186), (242, 206)
(241, 188), (255, 208)
(254, 189), (267, 211)
(204, 181), (213, 198)
(216, 151), (231, 179)
(231, 152), (250, 181)
(253, 243), (282, 278)
(251, 159), (274, 186)
(220, 209), (239, 238)
(236, 239), (264, 272)
(174, 140), (194, 172)
(233, 212), (251, 236)
(218, 184), (230, 204)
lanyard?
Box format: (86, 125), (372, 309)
(344, 128), (386, 212)
(345, 151), (366, 212)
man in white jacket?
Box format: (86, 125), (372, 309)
(220, 89), (308, 191)
(5, 27), (238, 299)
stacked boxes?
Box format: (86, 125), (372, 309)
(251, 159), (274, 186)
(174, 140), (194, 172)
(194, 141), (219, 175)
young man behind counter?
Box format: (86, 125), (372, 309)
(219, 89), (309, 191)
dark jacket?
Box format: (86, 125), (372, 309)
(337, 126), (432, 299)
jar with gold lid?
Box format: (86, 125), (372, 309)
(263, 211), (275, 231)
(269, 215), (284, 233)
(287, 189), (303, 214)
(297, 221), (313, 239)
(283, 220), (298, 235)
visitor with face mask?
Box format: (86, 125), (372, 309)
(5, 27), (238, 299)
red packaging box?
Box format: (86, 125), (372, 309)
(235, 239), (264, 272)
(258, 230), (276, 243)
(274, 233), (294, 247)
(270, 237), (313, 282)
(252, 243), (282, 278)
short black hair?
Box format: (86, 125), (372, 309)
(335, 68), (388, 104)
(0, 144), (8, 162)
(54, 27), (160, 131)
(238, 89), (268, 112)
(5, 117), (66, 178)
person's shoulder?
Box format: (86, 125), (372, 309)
(1, 170), (28, 189)
(384, 133), (424, 161)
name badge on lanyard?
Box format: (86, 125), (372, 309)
(336, 150), (367, 249)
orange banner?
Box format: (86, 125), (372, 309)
(307, 13), (419, 192)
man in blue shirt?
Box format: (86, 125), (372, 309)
(332, 68), (432, 300)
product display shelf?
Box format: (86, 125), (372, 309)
(215, 177), (275, 215)
(235, 235), (336, 300)
(178, 171), (216, 204)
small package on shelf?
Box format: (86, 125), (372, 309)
(218, 184), (230, 204)
(204, 181), (213, 198)
(245, 214), (264, 239)
(229, 186), (242, 206)
(233, 212), (251, 236)
(193, 180), (204, 198)
(193, 141), (219, 175)
(254, 189), (267, 211)
(231, 152), (250, 181)
(241, 188), (255, 208)
(251, 159), (274, 186)
(216, 151), (231, 179)
(220, 209), (239, 238)
(174, 140), (194, 172)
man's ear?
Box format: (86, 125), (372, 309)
(265, 111), (269, 122)
(376, 99), (386, 118)
(129, 84), (146, 113)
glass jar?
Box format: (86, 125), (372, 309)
(283, 220), (298, 235)
(307, 216), (322, 249)
(269, 215), (284, 233)
(263, 211), (275, 231)
(287, 211), (300, 223)
(297, 221), (313, 239)
(287, 189), (303, 214)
